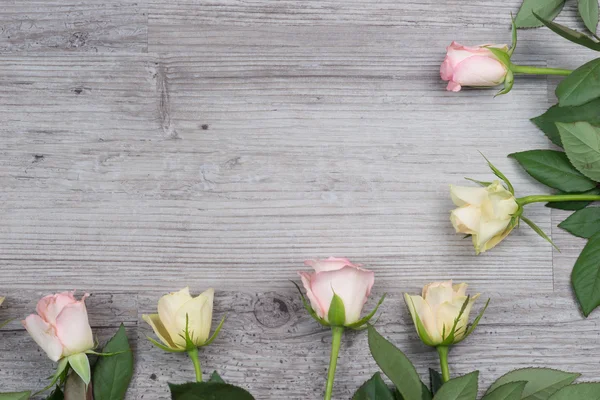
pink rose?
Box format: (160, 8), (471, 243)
(440, 42), (509, 92)
(23, 292), (94, 361)
(300, 257), (375, 325)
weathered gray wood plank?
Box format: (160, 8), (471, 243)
(0, 0), (147, 53)
(2, 0), (600, 398)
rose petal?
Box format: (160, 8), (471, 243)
(23, 314), (64, 362)
(175, 288), (214, 346)
(158, 287), (193, 345)
(143, 313), (177, 349)
(54, 300), (94, 356)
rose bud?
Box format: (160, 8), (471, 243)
(298, 257), (382, 327)
(440, 42), (509, 92)
(404, 281), (487, 347)
(23, 292), (94, 362)
(143, 287), (223, 351)
(450, 181), (519, 254)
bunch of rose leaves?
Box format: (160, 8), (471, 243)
(353, 325), (599, 400)
(506, 2), (600, 317)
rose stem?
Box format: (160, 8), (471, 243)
(437, 346), (451, 383)
(517, 194), (600, 206)
(511, 65), (572, 76)
(187, 347), (203, 382)
(324, 327), (344, 400)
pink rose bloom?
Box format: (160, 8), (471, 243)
(23, 292), (94, 361)
(300, 257), (375, 325)
(440, 42), (509, 92)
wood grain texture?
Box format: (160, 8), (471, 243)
(2, 0), (600, 398)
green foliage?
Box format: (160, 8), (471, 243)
(557, 122), (600, 182)
(92, 324), (134, 400)
(531, 99), (600, 147)
(367, 325), (431, 400)
(0, 393), (31, 400)
(548, 383), (600, 399)
(515, 0), (565, 28)
(429, 369), (444, 396)
(520, 216), (559, 251)
(578, 0), (599, 34)
(481, 382), (526, 400)
(559, 207), (600, 238)
(556, 58), (600, 107)
(486, 368), (579, 400)
(534, 13), (600, 51)
(352, 373), (395, 400)
(169, 382), (255, 400)
(509, 150), (596, 192)
(45, 387), (63, 400)
(432, 371), (479, 400)
(572, 232), (600, 316)
(209, 371), (225, 383)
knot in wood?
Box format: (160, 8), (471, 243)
(253, 293), (291, 328)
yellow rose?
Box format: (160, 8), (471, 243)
(404, 281), (484, 346)
(450, 181), (519, 254)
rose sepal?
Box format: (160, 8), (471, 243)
(327, 293), (347, 327)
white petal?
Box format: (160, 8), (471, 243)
(158, 287), (193, 346)
(451, 206), (481, 233)
(450, 185), (488, 206)
(175, 288), (214, 346)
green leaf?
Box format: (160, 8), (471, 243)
(556, 58), (600, 107)
(532, 99), (600, 147)
(0, 392), (31, 400)
(559, 207), (600, 238)
(432, 371), (478, 400)
(515, 0), (566, 28)
(168, 382), (255, 400)
(328, 293), (346, 326)
(548, 383), (600, 399)
(429, 369), (444, 396)
(92, 324), (133, 400)
(68, 353), (91, 386)
(521, 216), (560, 251)
(509, 150), (596, 192)
(367, 325), (431, 400)
(45, 387), (64, 400)
(209, 371), (225, 383)
(557, 122), (600, 181)
(579, 0), (599, 34)
(352, 373), (395, 400)
(481, 381), (526, 400)
(572, 231), (600, 316)
(545, 188), (600, 210)
(534, 13), (600, 51)
(486, 368), (579, 400)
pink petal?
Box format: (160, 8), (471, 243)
(54, 298), (94, 356)
(36, 291), (77, 325)
(304, 257), (358, 273)
(446, 81), (462, 92)
(22, 314), (64, 362)
(310, 266), (375, 324)
(299, 271), (326, 318)
(452, 56), (507, 87)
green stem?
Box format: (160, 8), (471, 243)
(511, 64), (572, 76)
(187, 347), (203, 382)
(437, 346), (450, 383)
(517, 194), (600, 206)
(324, 327), (344, 400)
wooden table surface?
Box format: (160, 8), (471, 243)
(1, 1), (599, 398)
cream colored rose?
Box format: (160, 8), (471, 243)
(143, 287), (215, 350)
(404, 281), (481, 346)
(450, 181), (519, 254)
